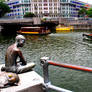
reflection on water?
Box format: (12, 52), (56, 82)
(0, 31), (92, 92)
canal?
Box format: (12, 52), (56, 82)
(0, 31), (92, 92)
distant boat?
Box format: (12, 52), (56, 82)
(17, 27), (51, 35)
(83, 33), (92, 39)
(56, 25), (73, 33)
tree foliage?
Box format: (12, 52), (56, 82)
(24, 12), (35, 18)
(0, 2), (11, 17)
(78, 8), (87, 17)
(0, 0), (5, 2)
(87, 8), (92, 18)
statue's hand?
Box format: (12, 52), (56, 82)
(21, 61), (27, 65)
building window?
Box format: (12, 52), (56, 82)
(44, 0), (47, 2)
(61, 0), (67, 2)
(44, 4), (47, 6)
(25, 8), (28, 11)
(49, 0), (52, 2)
(44, 7), (48, 10)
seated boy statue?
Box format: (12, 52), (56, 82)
(1, 35), (35, 74)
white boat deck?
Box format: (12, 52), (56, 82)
(0, 65), (44, 92)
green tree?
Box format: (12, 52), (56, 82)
(78, 8), (87, 17)
(87, 8), (92, 17)
(24, 12), (35, 18)
(0, 2), (11, 17)
(0, 0), (5, 2)
(79, 8), (92, 18)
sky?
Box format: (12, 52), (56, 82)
(80, 0), (92, 4)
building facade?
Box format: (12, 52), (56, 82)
(60, 0), (87, 18)
(31, 0), (60, 18)
(5, 0), (31, 18)
(5, 0), (91, 18)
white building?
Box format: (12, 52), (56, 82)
(60, 0), (87, 18)
(5, 0), (90, 18)
(5, 0), (31, 18)
(31, 0), (60, 18)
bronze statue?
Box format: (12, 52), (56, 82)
(1, 35), (35, 73)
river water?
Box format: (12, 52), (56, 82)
(0, 31), (92, 92)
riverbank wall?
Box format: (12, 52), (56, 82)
(65, 19), (92, 30)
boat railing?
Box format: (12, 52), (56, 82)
(40, 57), (92, 92)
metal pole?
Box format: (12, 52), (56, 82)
(40, 57), (50, 92)
(40, 57), (73, 92)
(48, 84), (72, 92)
(40, 57), (50, 83)
(48, 61), (92, 72)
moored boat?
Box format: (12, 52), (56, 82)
(17, 27), (51, 35)
(56, 25), (73, 33)
(83, 33), (92, 39)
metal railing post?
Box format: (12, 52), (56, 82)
(40, 57), (73, 92)
(40, 57), (50, 84)
(40, 57), (50, 92)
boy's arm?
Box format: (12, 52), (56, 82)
(17, 51), (27, 65)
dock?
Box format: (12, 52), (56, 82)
(0, 71), (44, 92)
(0, 64), (44, 92)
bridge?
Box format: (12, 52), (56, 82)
(0, 17), (59, 35)
(0, 18), (32, 24)
(0, 18), (34, 35)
